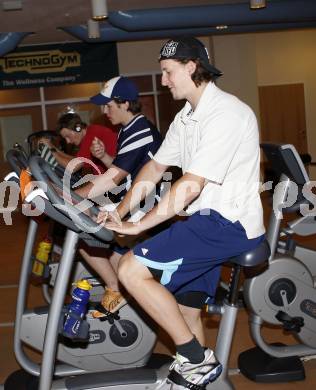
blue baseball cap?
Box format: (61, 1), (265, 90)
(90, 76), (139, 105)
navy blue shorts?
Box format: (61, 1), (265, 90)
(133, 209), (264, 307)
(112, 243), (129, 255)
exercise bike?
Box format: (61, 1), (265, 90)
(6, 155), (270, 390)
(239, 143), (316, 382)
(4, 150), (160, 390)
(7, 137), (109, 304)
(26, 131), (106, 301)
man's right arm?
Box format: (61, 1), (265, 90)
(75, 165), (128, 199)
(99, 152), (114, 168)
(52, 149), (83, 171)
(116, 159), (168, 220)
(39, 138), (83, 171)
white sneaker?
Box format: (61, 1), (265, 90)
(156, 348), (222, 390)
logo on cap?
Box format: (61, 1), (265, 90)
(161, 41), (178, 58)
(102, 82), (109, 91)
(204, 47), (210, 60)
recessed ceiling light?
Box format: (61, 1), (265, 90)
(250, 0), (266, 9)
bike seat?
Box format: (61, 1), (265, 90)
(228, 239), (270, 267)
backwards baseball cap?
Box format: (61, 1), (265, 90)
(90, 76), (139, 105)
(159, 37), (222, 78)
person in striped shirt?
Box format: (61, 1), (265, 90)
(76, 76), (162, 316)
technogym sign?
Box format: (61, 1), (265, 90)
(1, 50), (80, 74)
(0, 42), (118, 89)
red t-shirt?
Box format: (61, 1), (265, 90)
(77, 124), (117, 174)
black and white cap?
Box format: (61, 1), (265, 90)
(159, 37), (222, 77)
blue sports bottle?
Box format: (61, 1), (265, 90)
(63, 279), (92, 339)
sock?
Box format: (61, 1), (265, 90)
(176, 337), (205, 364)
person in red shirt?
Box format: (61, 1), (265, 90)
(40, 112), (117, 175)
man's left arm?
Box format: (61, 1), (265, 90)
(106, 172), (205, 235)
(90, 137), (115, 168)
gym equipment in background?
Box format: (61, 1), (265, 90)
(239, 143), (316, 383)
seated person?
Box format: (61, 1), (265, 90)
(40, 110), (117, 175)
(75, 76), (162, 317)
(102, 37), (266, 389)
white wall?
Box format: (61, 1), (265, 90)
(0, 116), (32, 159)
(213, 34), (259, 118)
(117, 36), (214, 76)
(117, 40), (163, 75)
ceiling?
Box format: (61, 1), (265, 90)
(0, 0), (315, 47)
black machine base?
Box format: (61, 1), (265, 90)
(3, 354), (172, 390)
(4, 369), (39, 390)
(238, 344), (305, 383)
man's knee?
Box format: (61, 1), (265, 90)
(117, 251), (133, 284)
(118, 251), (152, 288)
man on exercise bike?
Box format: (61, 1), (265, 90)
(76, 75), (162, 317)
(101, 37), (266, 389)
(40, 109), (117, 175)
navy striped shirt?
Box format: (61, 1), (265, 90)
(111, 114), (162, 199)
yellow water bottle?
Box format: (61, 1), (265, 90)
(31, 237), (52, 283)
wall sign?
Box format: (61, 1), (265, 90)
(0, 42), (118, 89)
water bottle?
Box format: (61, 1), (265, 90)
(30, 237), (52, 285)
(63, 279), (92, 339)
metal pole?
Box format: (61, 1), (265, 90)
(39, 229), (79, 390)
(14, 218), (40, 374)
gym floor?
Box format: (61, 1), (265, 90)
(1, 161), (316, 389)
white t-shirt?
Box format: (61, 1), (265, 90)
(154, 82), (265, 239)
